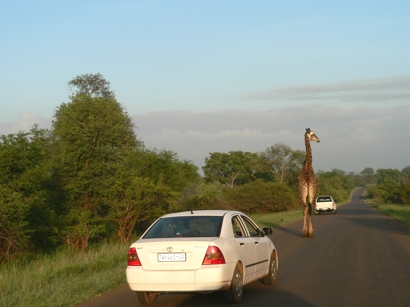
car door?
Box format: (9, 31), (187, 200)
(231, 215), (256, 283)
(240, 215), (270, 278)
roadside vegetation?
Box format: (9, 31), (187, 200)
(369, 203), (410, 228)
(0, 209), (318, 307)
(364, 168), (410, 228)
(0, 242), (128, 307)
(1, 73), (409, 307)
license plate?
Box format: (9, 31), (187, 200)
(158, 253), (186, 262)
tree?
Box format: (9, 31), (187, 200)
(366, 179), (402, 203)
(401, 166), (410, 183)
(106, 173), (178, 242)
(361, 167), (374, 176)
(366, 167), (410, 204)
(51, 73), (140, 249)
(135, 149), (200, 193)
(0, 186), (30, 262)
(259, 143), (304, 184)
(0, 126), (58, 258)
(181, 180), (226, 211)
(359, 167), (376, 185)
(68, 73), (115, 99)
(317, 169), (355, 202)
(105, 148), (199, 242)
(203, 151), (259, 188)
(375, 168), (401, 184)
(401, 181), (410, 204)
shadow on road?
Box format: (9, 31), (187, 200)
(149, 286), (315, 307)
(275, 225), (302, 238)
(343, 214), (410, 237)
(74, 282), (316, 307)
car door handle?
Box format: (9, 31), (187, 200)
(240, 242), (244, 246)
(254, 241), (259, 245)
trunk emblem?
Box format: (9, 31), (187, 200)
(166, 246), (173, 252)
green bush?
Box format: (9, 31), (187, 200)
(366, 185), (388, 203)
(366, 179), (408, 204)
(221, 180), (298, 214)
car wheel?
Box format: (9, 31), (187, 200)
(136, 292), (157, 305)
(262, 253), (277, 285)
(224, 264), (243, 303)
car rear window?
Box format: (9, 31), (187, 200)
(317, 197), (332, 202)
(142, 216), (223, 239)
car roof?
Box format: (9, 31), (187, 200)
(160, 210), (244, 218)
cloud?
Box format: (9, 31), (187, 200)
(1, 105), (408, 175)
(133, 104), (410, 173)
(243, 76), (410, 105)
(0, 113), (51, 135)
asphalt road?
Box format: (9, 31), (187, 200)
(75, 187), (410, 307)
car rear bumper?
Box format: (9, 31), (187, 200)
(126, 263), (235, 292)
(316, 208), (336, 212)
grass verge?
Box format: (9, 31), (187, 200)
(0, 242), (129, 307)
(368, 201), (410, 228)
(249, 209), (303, 229)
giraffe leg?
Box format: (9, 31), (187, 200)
(307, 190), (315, 237)
(298, 185), (309, 237)
(302, 205), (309, 237)
(307, 202), (314, 237)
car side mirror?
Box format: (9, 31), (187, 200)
(263, 227), (273, 235)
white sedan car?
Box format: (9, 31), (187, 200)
(126, 210), (278, 304)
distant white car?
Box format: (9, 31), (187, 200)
(126, 210), (278, 304)
(315, 195), (337, 214)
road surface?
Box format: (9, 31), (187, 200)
(75, 188), (410, 307)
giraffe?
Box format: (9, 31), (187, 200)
(297, 128), (320, 237)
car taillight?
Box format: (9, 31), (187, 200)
(202, 246), (226, 265)
(128, 247), (141, 266)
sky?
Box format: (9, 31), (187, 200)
(1, 1), (410, 174)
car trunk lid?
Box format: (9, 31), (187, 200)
(132, 238), (214, 271)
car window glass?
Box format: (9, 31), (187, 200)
(241, 216), (259, 237)
(231, 216), (244, 238)
(143, 216), (223, 239)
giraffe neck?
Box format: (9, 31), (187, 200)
(304, 134), (313, 167)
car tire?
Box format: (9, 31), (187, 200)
(136, 292), (157, 305)
(262, 253), (277, 285)
(224, 264), (243, 303)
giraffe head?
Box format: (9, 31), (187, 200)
(306, 128), (320, 143)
